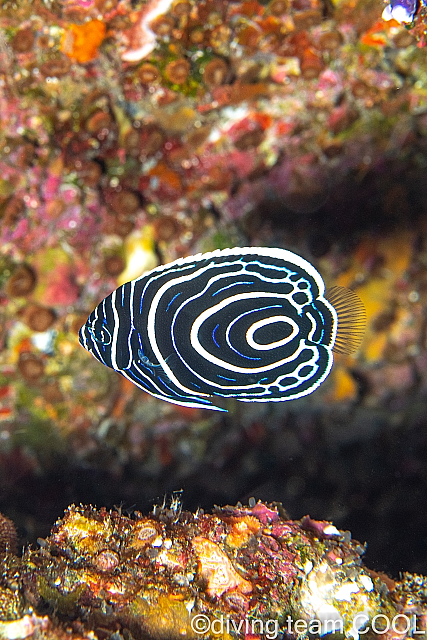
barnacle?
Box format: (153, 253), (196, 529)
(106, 214), (135, 237)
(103, 254), (125, 277)
(11, 28), (34, 53)
(21, 305), (56, 332)
(17, 352), (45, 381)
(95, 549), (120, 571)
(234, 127), (264, 150)
(150, 15), (175, 36)
(109, 190), (141, 216)
(171, 0), (192, 17)
(165, 58), (191, 84)
(138, 62), (160, 84)
(268, 0), (289, 16)
(189, 27), (204, 43)
(7, 265), (36, 297)
(130, 519), (161, 548)
(153, 215), (181, 242)
(39, 56), (71, 78)
(202, 58), (228, 87)
(300, 51), (323, 79)
(2, 198), (25, 226)
(293, 9), (323, 30)
(318, 30), (343, 51)
(75, 160), (102, 188)
(392, 29), (416, 47)
(42, 380), (64, 404)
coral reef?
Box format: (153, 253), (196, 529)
(0, 501), (424, 640)
(0, 0), (427, 576)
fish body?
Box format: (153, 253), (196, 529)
(79, 247), (365, 411)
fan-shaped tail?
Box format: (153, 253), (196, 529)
(325, 286), (366, 355)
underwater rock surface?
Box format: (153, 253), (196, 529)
(0, 500), (425, 640)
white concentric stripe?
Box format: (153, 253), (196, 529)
(150, 266), (303, 394)
(168, 343), (322, 393)
(225, 304), (282, 358)
(110, 290), (120, 370)
(148, 262), (256, 395)
(246, 316), (299, 351)
(147, 252), (327, 396)
(128, 281), (136, 367)
(110, 288), (133, 371)
(80, 320), (89, 350)
(306, 312), (317, 341)
(225, 356), (320, 398)
(237, 351), (334, 402)
(119, 370), (225, 411)
(91, 300), (106, 364)
(134, 246), (325, 296)
(190, 292), (306, 374)
(146, 264), (222, 397)
(326, 300), (338, 348)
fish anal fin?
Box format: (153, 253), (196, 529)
(163, 395), (227, 412)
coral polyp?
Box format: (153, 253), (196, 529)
(6, 266), (37, 298)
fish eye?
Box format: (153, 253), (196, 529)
(88, 322), (112, 345)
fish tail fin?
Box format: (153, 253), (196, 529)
(325, 286), (366, 354)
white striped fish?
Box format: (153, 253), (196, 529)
(79, 247), (366, 411)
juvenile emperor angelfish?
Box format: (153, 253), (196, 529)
(79, 247), (366, 412)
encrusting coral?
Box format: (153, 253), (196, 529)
(0, 500), (424, 640)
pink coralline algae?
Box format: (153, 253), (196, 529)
(300, 514), (342, 538)
(0, 500), (424, 639)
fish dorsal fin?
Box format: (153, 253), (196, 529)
(325, 286), (366, 355)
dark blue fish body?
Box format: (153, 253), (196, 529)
(79, 247), (365, 411)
